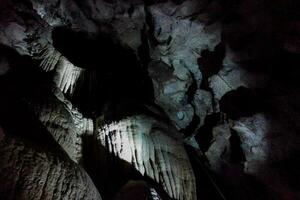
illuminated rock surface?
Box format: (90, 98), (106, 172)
(29, 88), (93, 162)
(0, 128), (102, 200)
(97, 115), (196, 200)
(1, 0), (300, 199)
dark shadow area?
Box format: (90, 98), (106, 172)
(185, 145), (229, 200)
(52, 27), (154, 118)
(212, 1), (300, 196)
(195, 113), (221, 152)
(181, 76), (201, 136)
(219, 86), (265, 120)
(271, 151), (300, 191)
(198, 42), (225, 90)
(229, 129), (246, 164)
(0, 45), (69, 157)
(189, 138), (276, 200)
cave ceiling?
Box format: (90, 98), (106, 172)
(1, 0), (300, 199)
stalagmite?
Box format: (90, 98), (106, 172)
(96, 115), (197, 200)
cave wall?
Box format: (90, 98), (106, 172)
(1, 0), (300, 199)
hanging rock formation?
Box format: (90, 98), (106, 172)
(1, 0), (300, 199)
(96, 115), (196, 200)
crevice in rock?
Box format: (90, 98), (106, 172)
(180, 75), (200, 136)
(195, 113), (221, 152)
(229, 129), (246, 165)
(187, 74), (198, 103)
(198, 42), (225, 91)
(144, 4), (158, 46)
(52, 27), (155, 118)
(219, 86), (264, 120)
(181, 113), (200, 137)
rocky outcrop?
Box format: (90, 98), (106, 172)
(28, 88), (93, 162)
(0, 0), (222, 133)
(0, 128), (102, 200)
(148, 60), (194, 129)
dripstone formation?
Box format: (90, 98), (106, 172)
(1, 0), (300, 199)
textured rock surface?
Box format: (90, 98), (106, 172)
(34, 44), (84, 95)
(0, 129), (102, 200)
(1, 0), (222, 133)
(148, 60), (194, 129)
(96, 115), (196, 200)
(1, 0), (300, 199)
(28, 88), (93, 162)
(145, 1), (221, 130)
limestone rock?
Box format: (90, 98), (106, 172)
(193, 89), (214, 127)
(34, 44), (84, 95)
(0, 131), (102, 200)
(144, 1), (221, 131)
(54, 57), (84, 94)
(148, 60), (194, 129)
(34, 44), (61, 72)
(232, 113), (300, 198)
(0, 0), (51, 56)
(147, 1), (221, 87)
(30, 0), (98, 33)
(96, 115), (196, 200)
(29, 88), (93, 162)
(205, 122), (232, 172)
(209, 58), (268, 111)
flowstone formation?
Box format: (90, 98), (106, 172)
(96, 115), (196, 200)
(1, 0), (300, 200)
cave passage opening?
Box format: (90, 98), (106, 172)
(52, 27), (155, 119)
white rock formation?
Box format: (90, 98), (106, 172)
(54, 57), (84, 94)
(35, 44), (84, 95)
(36, 44), (61, 71)
(148, 1), (221, 86)
(96, 115), (196, 200)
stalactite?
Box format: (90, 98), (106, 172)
(35, 44), (61, 72)
(34, 44), (84, 95)
(54, 57), (84, 94)
(96, 115), (197, 200)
